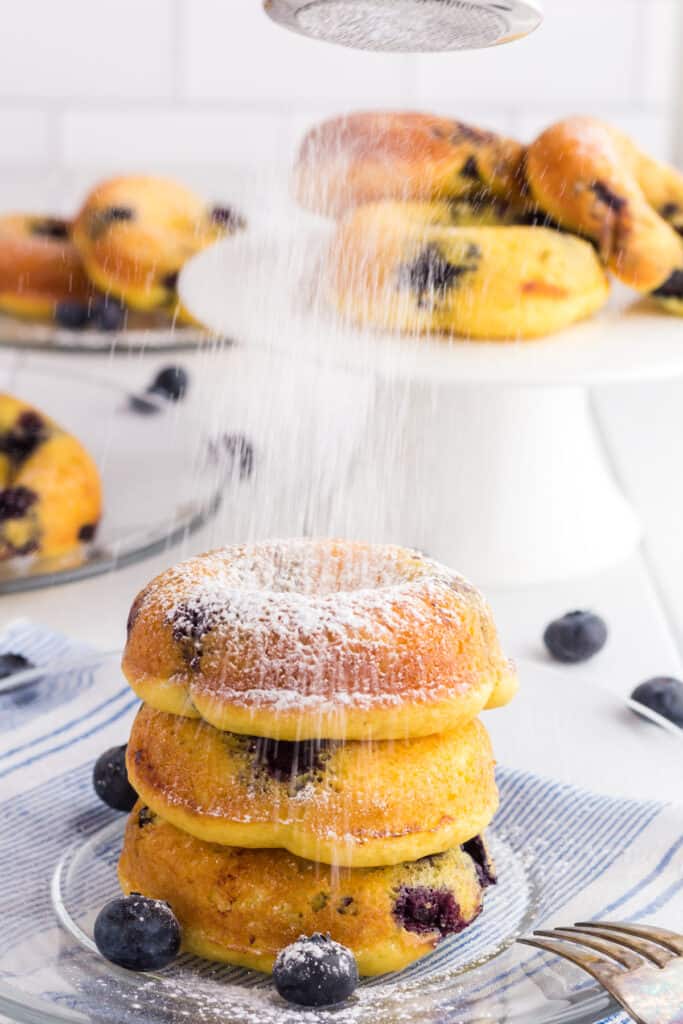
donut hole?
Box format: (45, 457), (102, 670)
(201, 540), (420, 597)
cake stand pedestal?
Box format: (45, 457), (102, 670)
(335, 380), (638, 586)
(180, 227), (683, 586)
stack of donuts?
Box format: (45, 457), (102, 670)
(293, 112), (683, 340)
(118, 537), (518, 976)
(0, 176), (244, 332)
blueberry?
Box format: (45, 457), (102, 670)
(0, 652), (33, 679)
(148, 366), (189, 402)
(273, 933), (358, 1007)
(94, 894), (181, 972)
(543, 610), (607, 664)
(161, 271), (179, 293)
(210, 205), (246, 231)
(31, 218), (70, 241)
(92, 299), (126, 332)
(393, 886), (467, 936)
(631, 677), (683, 728)
(55, 301), (89, 329)
(128, 394), (162, 416)
(0, 486), (37, 521)
(93, 744), (137, 812)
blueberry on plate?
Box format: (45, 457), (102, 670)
(543, 610), (607, 664)
(92, 298), (126, 332)
(55, 301), (89, 330)
(0, 652), (34, 679)
(93, 744), (137, 812)
(148, 366), (189, 402)
(631, 677), (683, 728)
(94, 894), (181, 972)
(273, 932), (359, 1007)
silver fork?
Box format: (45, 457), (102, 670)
(519, 922), (683, 1024)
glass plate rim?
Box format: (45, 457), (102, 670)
(0, 362), (224, 593)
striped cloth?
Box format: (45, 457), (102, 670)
(0, 618), (95, 733)
(0, 623), (681, 1024)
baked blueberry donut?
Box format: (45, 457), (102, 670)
(325, 201), (610, 341)
(72, 176), (245, 312)
(119, 803), (495, 976)
(0, 394), (101, 560)
(0, 214), (92, 321)
(127, 705), (498, 868)
(526, 116), (683, 305)
(122, 539), (517, 741)
(293, 111), (528, 217)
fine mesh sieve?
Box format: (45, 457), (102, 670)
(264, 0), (544, 52)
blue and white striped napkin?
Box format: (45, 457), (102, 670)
(0, 624), (681, 1024)
(0, 619), (96, 733)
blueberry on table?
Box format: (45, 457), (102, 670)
(55, 301), (89, 330)
(543, 610), (607, 664)
(0, 652), (34, 679)
(94, 894), (181, 972)
(93, 744), (137, 812)
(148, 366), (189, 402)
(128, 393), (162, 416)
(631, 677), (683, 728)
(273, 932), (359, 1007)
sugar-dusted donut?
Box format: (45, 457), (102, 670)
(119, 802), (495, 975)
(526, 116), (683, 300)
(72, 176), (245, 312)
(0, 394), (102, 560)
(324, 201), (609, 341)
(127, 704), (498, 867)
(293, 111), (528, 218)
(0, 214), (92, 321)
(122, 539), (517, 741)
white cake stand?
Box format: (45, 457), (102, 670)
(179, 226), (683, 586)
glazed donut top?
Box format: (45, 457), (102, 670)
(123, 539), (517, 740)
(293, 111), (528, 218)
(0, 214), (91, 302)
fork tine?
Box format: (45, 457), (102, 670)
(518, 936), (623, 987)
(567, 924), (676, 968)
(534, 928), (644, 970)
(575, 921), (683, 956)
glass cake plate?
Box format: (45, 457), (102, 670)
(0, 653), (681, 1024)
(0, 311), (217, 353)
(0, 362), (228, 592)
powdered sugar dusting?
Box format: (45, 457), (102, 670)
(125, 539), (510, 715)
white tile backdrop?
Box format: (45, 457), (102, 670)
(0, 0), (679, 211)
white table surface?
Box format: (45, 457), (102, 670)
(1, 344), (682, 804)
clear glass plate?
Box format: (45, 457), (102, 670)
(0, 653), (680, 1024)
(0, 312), (216, 353)
(0, 362), (227, 592)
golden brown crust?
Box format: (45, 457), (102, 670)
(0, 215), (92, 319)
(72, 176), (243, 311)
(119, 803), (491, 975)
(324, 201), (610, 341)
(0, 393), (102, 560)
(293, 111), (528, 217)
(122, 539), (517, 741)
(526, 116), (683, 293)
(127, 706), (499, 867)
